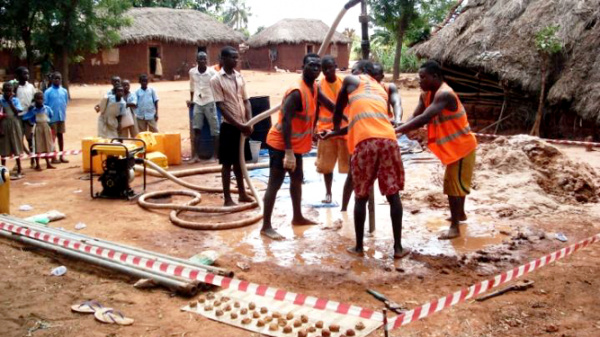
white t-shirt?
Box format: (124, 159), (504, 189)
(16, 82), (36, 112)
(189, 66), (217, 106)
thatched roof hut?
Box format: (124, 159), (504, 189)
(413, 0), (600, 136)
(71, 7), (243, 83)
(120, 7), (244, 45)
(246, 19), (351, 70)
(247, 19), (351, 48)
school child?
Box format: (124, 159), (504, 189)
(120, 80), (139, 138)
(22, 92), (56, 171)
(44, 72), (69, 163)
(96, 85), (126, 139)
(0, 82), (24, 179)
(134, 74), (159, 132)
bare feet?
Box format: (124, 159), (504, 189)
(60, 157), (69, 163)
(260, 228), (285, 240)
(346, 246), (364, 256)
(438, 226), (460, 240)
(393, 248), (410, 259)
(224, 199), (237, 207)
(35, 166), (43, 172)
(292, 217), (318, 226)
(47, 164), (57, 169)
(238, 195), (254, 203)
(321, 194), (332, 204)
(51, 158), (60, 164)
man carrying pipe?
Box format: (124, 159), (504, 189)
(395, 60), (477, 240)
(322, 61), (409, 259)
(260, 53), (323, 240)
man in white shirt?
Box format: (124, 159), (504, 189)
(15, 67), (37, 166)
(187, 52), (218, 161)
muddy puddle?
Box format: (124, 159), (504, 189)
(206, 156), (511, 275)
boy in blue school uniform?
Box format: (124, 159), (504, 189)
(134, 74), (159, 132)
(43, 72), (69, 163)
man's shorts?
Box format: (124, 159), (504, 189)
(268, 146), (303, 180)
(351, 138), (404, 198)
(193, 102), (220, 136)
(315, 138), (350, 174)
(219, 122), (251, 166)
(444, 150), (476, 197)
(50, 121), (66, 134)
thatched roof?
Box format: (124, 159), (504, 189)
(247, 19), (351, 48)
(119, 7), (244, 45)
(413, 0), (600, 121)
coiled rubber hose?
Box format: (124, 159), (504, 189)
(137, 160), (263, 230)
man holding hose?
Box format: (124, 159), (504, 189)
(260, 53), (323, 240)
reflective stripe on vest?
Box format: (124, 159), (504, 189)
(266, 78), (318, 154)
(348, 111), (390, 130)
(346, 75), (396, 153)
(424, 82), (477, 165)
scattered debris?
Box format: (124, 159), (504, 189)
(189, 251), (218, 266)
(236, 262), (250, 271)
(51, 266), (67, 276)
(75, 222), (87, 230)
(476, 280), (534, 302)
(19, 204), (34, 211)
(555, 232), (568, 242)
(545, 324), (559, 333)
(134, 278), (158, 289)
(23, 181), (47, 187)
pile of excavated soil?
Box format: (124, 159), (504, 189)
(406, 135), (600, 217)
(477, 135), (599, 204)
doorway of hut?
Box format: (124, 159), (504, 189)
(149, 46), (159, 75)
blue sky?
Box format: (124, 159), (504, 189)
(246, 0), (364, 35)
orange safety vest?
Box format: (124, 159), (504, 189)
(424, 82), (477, 165)
(266, 78), (318, 154)
(316, 75), (343, 133)
(347, 75), (396, 153)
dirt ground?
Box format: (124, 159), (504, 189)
(1, 71), (600, 337)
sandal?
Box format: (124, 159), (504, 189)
(94, 308), (134, 326)
(71, 300), (110, 314)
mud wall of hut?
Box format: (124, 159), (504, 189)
(70, 41), (227, 83)
(246, 43), (349, 71)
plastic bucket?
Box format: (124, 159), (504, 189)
(249, 140), (261, 163)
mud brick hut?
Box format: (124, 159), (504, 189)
(245, 19), (351, 71)
(412, 0), (600, 139)
(70, 7), (243, 83)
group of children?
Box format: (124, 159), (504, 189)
(95, 74), (159, 139)
(0, 68), (69, 178)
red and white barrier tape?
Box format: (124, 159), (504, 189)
(0, 222), (382, 321)
(386, 233), (600, 330)
(474, 133), (600, 147)
(0, 149), (82, 161)
(2, 220), (598, 330)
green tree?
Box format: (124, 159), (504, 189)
(34, 0), (132, 89)
(222, 0), (251, 31)
(368, 0), (456, 80)
(255, 25), (265, 35)
(130, 0), (224, 12)
(530, 25), (562, 137)
(0, 0), (50, 73)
